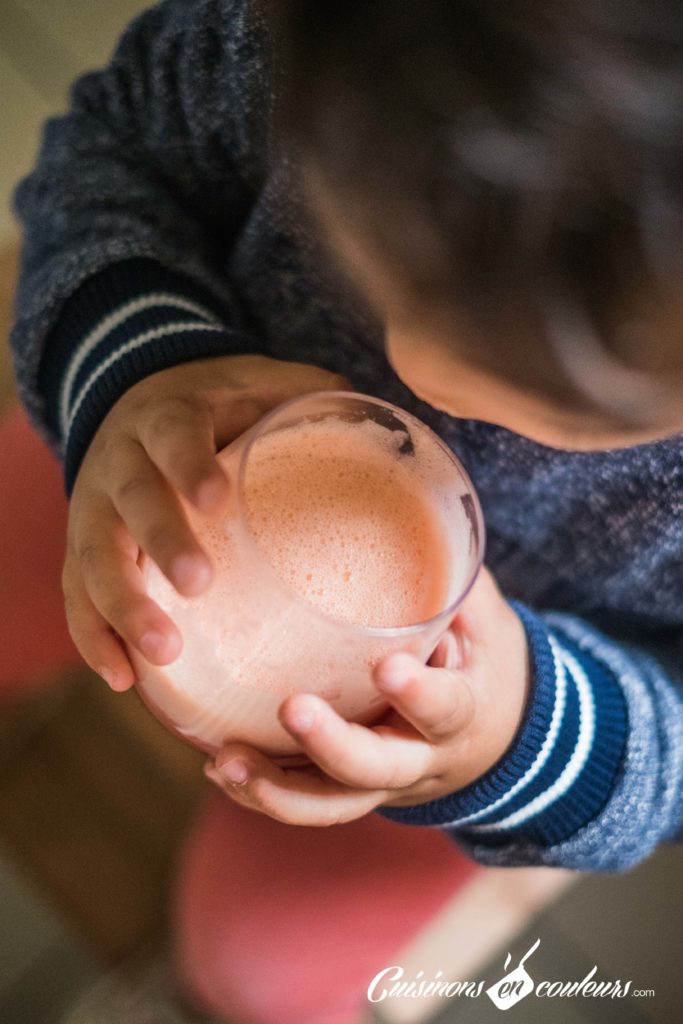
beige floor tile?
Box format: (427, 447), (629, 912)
(0, 53), (53, 247)
(0, 849), (60, 999)
(0, 848), (98, 1009)
(369, 866), (576, 1024)
(12, 0), (152, 75)
(0, 1), (159, 246)
(0, 1), (81, 107)
(549, 843), (683, 1024)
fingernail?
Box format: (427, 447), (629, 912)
(140, 630), (167, 660)
(378, 654), (413, 692)
(98, 665), (118, 689)
(288, 698), (318, 733)
(171, 553), (212, 592)
(196, 477), (227, 512)
(218, 759), (248, 785)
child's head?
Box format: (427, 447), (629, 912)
(274, 0), (683, 447)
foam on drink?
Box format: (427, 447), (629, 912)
(242, 416), (451, 628)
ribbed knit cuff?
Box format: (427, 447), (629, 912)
(376, 602), (628, 847)
(37, 257), (269, 496)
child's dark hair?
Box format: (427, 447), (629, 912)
(274, 1), (682, 387)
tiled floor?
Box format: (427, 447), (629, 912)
(426, 845), (683, 1024)
(1, 4), (682, 1024)
(0, 50), (52, 246)
(0, 0), (149, 246)
(0, 849), (99, 1023)
(1, 5), (171, 1022)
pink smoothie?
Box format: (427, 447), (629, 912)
(132, 413), (466, 755)
(243, 417), (451, 628)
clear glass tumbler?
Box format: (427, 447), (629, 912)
(129, 391), (485, 761)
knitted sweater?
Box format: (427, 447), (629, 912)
(10, 0), (683, 870)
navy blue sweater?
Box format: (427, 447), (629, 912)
(10, 0), (683, 870)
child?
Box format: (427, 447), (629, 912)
(10, 1), (682, 1021)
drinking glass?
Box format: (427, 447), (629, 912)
(129, 391), (485, 761)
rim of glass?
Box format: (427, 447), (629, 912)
(233, 389), (486, 638)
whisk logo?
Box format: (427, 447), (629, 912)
(486, 938), (540, 1011)
(367, 937), (650, 1010)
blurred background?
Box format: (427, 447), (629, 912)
(0, 3), (681, 1023)
(0, 3), (210, 1021)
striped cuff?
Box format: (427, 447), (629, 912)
(37, 257), (268, 495)
(376, 602), (628, 847)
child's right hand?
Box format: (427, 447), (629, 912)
(61, 353), (350, 692)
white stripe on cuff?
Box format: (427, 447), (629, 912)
(59, 293), (222, 436)
(65, 321), (225, 441)
(467, 647), (596, 833)
(437, 633), (569, 830)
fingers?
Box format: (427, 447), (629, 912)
(68, 499), (182, 666)
(64, 357), (355, 702)
(137, 395), (230, 514)
(110, 440), (213, 597)
(373, 645), (475, 743)
(206, 747), (387, 826)
(205, 636), (477, 824)
(275, 693), (435, 790)
(62, 566), (136, 691)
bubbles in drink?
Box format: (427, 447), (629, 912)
(243, 416), (453, 628)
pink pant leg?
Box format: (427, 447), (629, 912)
(172, 789), (480, 1024)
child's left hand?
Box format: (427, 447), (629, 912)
(204, 567), (530, 825)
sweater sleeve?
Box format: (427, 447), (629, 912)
(376, 603), (683, 872)
(10, 0), (276, 494)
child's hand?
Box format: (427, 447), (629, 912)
(205, 567), (530, 825)
(61, 354), (350, 691)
